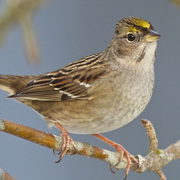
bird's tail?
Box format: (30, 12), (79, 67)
(0, 74), (33, 95)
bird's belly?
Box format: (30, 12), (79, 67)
(28, 71), (154, 134)
(33, 86), (152, 134)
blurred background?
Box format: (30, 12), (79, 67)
(0, 0), (180, 179)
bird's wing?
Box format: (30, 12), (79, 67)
(10, 53), (105, 101)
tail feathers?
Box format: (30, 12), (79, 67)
(0, 74), (33, 95)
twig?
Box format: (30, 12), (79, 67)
(0, 168), (16, 180)
(19, 12), (40, 63)
(0, 118), (132, 171)
(136, 119), (180, 180)
(141, 119), (165, 179)
(0, 0), (48, 63)
(169, 0), (180, 7)
(141, 119), (158, 151)
(156, 170), (167, 180)
(0, 118), (180, 178)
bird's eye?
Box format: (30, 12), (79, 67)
(127, 33), (135, 41)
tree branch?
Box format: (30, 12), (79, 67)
(0, 118), (179, 179)
(0, 168), (16, 180)
(136, 119), (180, 180)
(0, 0), (48, 63)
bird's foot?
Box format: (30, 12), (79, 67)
(55, 122), (76, 163)
(114, 143), (137, 180)
(92, 134), (138, 180)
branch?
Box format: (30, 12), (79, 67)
(0, 118), (179, 179)
(136, 120), (180, 180)
(0, 0), (48, 63)
(0, 168), (16, 180)
(169, 0), (180, 7)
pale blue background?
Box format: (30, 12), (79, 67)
(0, 0), (180, 180)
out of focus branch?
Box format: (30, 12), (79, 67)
(0, 0), (48, 63)
(169, 0), (180, 7)
(0, 168), (16, 180)
(0, 118), (179, 179)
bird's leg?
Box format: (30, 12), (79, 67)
(55, 122), (76, 163)
(92, 134), (138, 180)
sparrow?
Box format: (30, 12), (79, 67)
(0, 17), (160, 179)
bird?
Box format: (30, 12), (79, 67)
(0, 17), (160, 179)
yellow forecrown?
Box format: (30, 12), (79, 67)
(127, 17), (151, 32)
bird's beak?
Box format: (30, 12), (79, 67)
(146, 29), (161, 42)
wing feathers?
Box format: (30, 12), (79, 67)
(12, 53), (106, 101)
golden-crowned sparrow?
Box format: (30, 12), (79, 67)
(0, 17), (160, 179)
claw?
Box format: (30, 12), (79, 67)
(109, 164), (117, 174)
(55, 157), (61, 163)
(56, 151), (60, 155)
(92, 134), (138, 179)
(54, 122), (77, 162)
